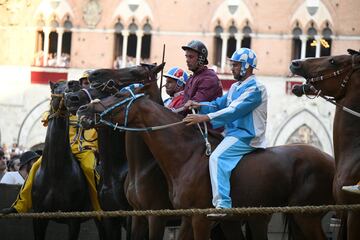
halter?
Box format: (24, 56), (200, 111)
(306, 54), (360, 100)
(48, 93), (68, 119)
(303, 54), (360, 118)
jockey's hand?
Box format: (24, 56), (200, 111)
(183, 114), (210, 126)
(184, 100), (201, 110)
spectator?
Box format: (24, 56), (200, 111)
(0, 149), (6, 181)
(0, 151), (40, 185)
(7, 158), (20, 172)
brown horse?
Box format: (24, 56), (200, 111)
(77, 84), (335, 240)
(69, 64), (181, 240)
(290, 49), (360, 240)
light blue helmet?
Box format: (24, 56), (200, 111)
(230, 48), (257, 76)
(164, 67), (189, 87)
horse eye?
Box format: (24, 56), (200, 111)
(329, 59), (336, 65)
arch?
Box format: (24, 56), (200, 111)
(211, 0), (253, 30)
(34, 0), (74, 25)
(17, 99), (50, 149)
(112, 0), (154, 26)
(291, 0), (333, 30)
(272, 109), (333, 155)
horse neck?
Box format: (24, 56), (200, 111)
(333, 73), (360, 167)
(41, 117), (73, 176)
(146, 82), (163, 104)
(131, 98), (206, 182)
(97, 127), (127, 181)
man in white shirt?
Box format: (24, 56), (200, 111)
(0, 151), (40, 185)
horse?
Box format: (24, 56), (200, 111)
(290, 49), (360, 240)
(77, 83), (335, 240)
(66, 85), (132, 240)
(31, 80), (104, 240)
(68, 64), (183, 240)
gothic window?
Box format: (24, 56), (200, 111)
(127, 23), (138, 58)
(227, 25), (237, 58)
(114, 21), (124, 59)
(141, 23), (152, 59)
(306, 27), (317, 57)
(49, 31), (58, 54)
(214, 25), (223, 67)
(292, 27), (302, 60)
(62, 18), (73, 55)
(286, 124), (323, 150)
(241, 25), (252, 48)
(321, 27), (332, 56)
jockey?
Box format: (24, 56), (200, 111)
(183, 48), (268, 217)
(181, 40), (222, 107)
(163, 67), (189, 110)
(0, 74), (101, 214)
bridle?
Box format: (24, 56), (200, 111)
(302, 54), (360, 118)
(48, 93), (68, 119)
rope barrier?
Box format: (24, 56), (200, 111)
(1, 204), (360, 219)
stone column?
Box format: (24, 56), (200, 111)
(121, 30), (129, 68)
(56, 27), (64, 66)
(220, 33), (229, 73)
(43, 27), (51, 66)
(235, 33), (243, 50)
(315, 35), (321, 57)
(135, 30), (144, 65)
(299, 34), (307, 59)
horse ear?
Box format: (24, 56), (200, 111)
(150, 62), (166, 75)
(49, 81), (55, 91)
(347, 49), (360, 55)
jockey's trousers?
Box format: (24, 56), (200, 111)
(209, 136), (255, 209)
(12, 151), (101, 212)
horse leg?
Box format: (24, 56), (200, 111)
(148, 216), (166, 240)
(94, 218), (107, 240)
(219, 220), (245, 240)
(177, 216), (194, 240)
(192, 216), (212, 240)
(246, 216), (270, 240)
(33, 219), (49, 240)
(347, 211), (360, 240)
(291, 214), (327, 240)
(68, 219), (81, 240)
(131, 216), (148, 240)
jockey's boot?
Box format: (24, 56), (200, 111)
(11, 157), (42, 213)
(342, 181), (360, 194)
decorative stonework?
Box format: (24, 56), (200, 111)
(83, 0), (102, 28)
(286, 124), (323, 149)
(2, 0), (31, 25)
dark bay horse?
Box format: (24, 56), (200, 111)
(67, 64), (180, 240)
(77, 85), (335, 240)
(290, 49), (360, 240)
(32, 81), (104, 240)
(66, 86), (131, 240)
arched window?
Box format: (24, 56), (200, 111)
(306, 26), (317, 57)
(241, 25), (252, 48)
(127, 23), (138, 59)
(114, 20), (124, 60)
(141, 23), (152, 60)
(321, 27), (332, 56)
(213, 25), (223, 67)
(227, 25), (237, 58)
(62, 18), (73, 55)
(292, 27), (302, 60)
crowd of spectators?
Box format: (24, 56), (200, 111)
(0, 143), (27, 182)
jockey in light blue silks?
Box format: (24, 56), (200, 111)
(183, 48), (268, 215)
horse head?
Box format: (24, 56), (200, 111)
(290, 49), (360, 100)
(77, 84), (146, 129)
(89, 62), (165, 93)
(49, 80), (69, 118)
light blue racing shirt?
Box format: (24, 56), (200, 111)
(199, 75), (267, 148)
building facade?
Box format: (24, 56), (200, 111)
(0, 0), (359, 154)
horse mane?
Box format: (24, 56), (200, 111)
(347, 49), (360, 55)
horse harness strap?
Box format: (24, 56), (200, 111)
(191, 109), (212, 156)
(48, 93), (68, 119)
